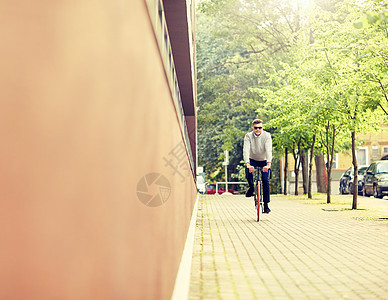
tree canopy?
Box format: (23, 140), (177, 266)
(196, 0), (387, 201)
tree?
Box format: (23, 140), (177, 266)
(196, 0), (306, 183)
(307, 0), (386, 206)
(196, 0), (387, 205)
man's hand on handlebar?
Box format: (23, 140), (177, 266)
(247, 163), (271, 173)
(247, 163), (255, 173)
(263, 166), (270, 173)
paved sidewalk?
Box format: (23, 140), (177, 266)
(189, 195), (388, 299)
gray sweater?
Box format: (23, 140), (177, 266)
(243, 131), (272, 163)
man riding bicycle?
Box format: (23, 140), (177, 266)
(243, 119), (272, 214)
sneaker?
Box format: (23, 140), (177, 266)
(245, 187), (254, 197)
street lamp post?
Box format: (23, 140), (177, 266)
(222, 150), (229, 192)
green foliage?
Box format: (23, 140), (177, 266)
(354, 10), (388, 28)
(196, 0), (387, 185)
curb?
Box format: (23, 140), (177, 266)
(171, 193), (199, 300)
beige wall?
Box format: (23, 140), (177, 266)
(286, 125), (388, 172)
(0, 1), (196, 299)
(284, 125), (388, 194)
(357, 124), (388, 163)
(335, 124), (388, 171)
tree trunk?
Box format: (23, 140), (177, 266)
(301, 149), (308, 194)
(326, 166), (332, 204)
(325, 123), (336, 204)
(315, 154), (327, 193)
(294, 169), (299, 195)
(293, 141), (302, 195)
(351, 131), (358, 209)
(308, 131), (316, 199)
(284, 148), (288, 195)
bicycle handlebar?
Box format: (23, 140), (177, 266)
(253, 166), (272, 178)
(254, 166), (270, 170)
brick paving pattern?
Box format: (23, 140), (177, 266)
(189, 194), (388, 299)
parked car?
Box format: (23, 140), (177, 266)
(349, 166), (368, 195)
(363, 160), (388, 198)
(205, 183), (237, 195)
(339, 166), (368, 195)
(339, 167), (352, 194)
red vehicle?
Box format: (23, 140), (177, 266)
(205, 183), (238, 195)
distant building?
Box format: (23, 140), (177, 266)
(0, 0), (197, 299)
(349, 123), (388, 166)
(284, 124), (388, 194)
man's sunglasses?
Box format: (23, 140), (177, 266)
(254, 126), (263, 129)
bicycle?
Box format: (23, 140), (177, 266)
(254, 167), (264, 222)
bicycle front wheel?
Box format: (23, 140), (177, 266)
(256, 181), (260, 222)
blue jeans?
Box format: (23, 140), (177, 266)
(245, 159), (270, 203)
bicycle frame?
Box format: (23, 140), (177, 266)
(254, 167), (264, 222)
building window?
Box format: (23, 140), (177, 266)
(324, 153), (339, 169)
(382, 146), (388, 156)
(356, 147), (369, 166)
(371, 144), (380, 159)
(332, 153), (339, 169)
